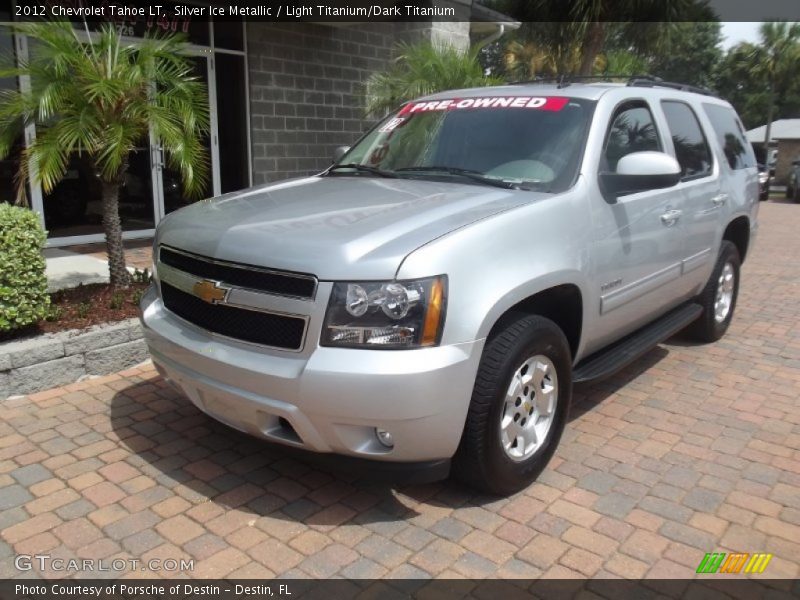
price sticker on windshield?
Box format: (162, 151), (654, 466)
(379, 117), (406, 132)
(398, 96), (570, 115)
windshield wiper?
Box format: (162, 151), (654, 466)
(395, 166), (519, 189)
(327, 163), (397, 178)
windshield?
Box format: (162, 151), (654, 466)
(333, 95), (595, 192)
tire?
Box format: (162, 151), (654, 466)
(688, 241), (741, 343)
(453, 315), (572, 495)
(785, 183), (793, 200)
(794, 184), (800, 204)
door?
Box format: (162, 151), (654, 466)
(37, 51), (218, 244)
(154, 54), (219, 220)
(659, 100), (720, 295)
(589, 100), (687, 350)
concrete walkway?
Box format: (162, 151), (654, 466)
(44, 241), (153, 292)
(44, 248), (109, 292)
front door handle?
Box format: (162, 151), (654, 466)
(660, 209), (682, 227)
(712, 193), (728, 207)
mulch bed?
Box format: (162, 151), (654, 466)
(1, 283), (149, 343)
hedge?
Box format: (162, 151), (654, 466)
(0, 203), (50, 333)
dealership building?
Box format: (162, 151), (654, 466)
(0, 1), (516, 246)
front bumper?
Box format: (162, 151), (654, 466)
(140, 286), (483, 465)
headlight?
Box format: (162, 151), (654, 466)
(321, 276), (446, 349)
(759, 172), (769, 184)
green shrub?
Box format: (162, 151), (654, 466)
(0, 204), (50, 333)
(45, 304), (63, 322)
(132, 268), (152, 284)
(77, 301), (90, 319)
(109, 291), (124, 310)
(131, 289), (144, 306)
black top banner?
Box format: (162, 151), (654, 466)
(9, 0), (800, 24)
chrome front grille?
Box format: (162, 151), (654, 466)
(156, 245), (315, 351)
(160, 283), (306, 350)
(159, 246), (317, 300)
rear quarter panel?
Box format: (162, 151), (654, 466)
(695, 98), (760, 263)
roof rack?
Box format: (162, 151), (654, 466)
(509, 74), (719, 97)
(627, 76), (718, 97)
(509, 74), (647, 88)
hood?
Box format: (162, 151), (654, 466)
(156, 176), (543, 279)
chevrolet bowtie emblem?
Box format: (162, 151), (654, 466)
(193, 279), (229, 304)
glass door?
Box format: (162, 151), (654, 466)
(156, 54), (217, 218)
(36, 52), (218, 244)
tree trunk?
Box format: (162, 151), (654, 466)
(578, 22), (606, 76)
(100, 177), (132, 288)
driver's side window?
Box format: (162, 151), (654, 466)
(603, 102), (662, 171)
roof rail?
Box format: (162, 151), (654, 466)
(627, 76), (718, 97)
(509, 74), (652, 88)
(508, 74), (719, 97)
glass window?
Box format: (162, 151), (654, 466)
(339, 97), (595, 193)
(43, 147), (156, 238)
(64, 3), (211, 46)
(661, 101), (713, 179)
(215, 53), (250, 193)
(603, 103), (661, 171)
(162, 56), (212, 213)
(0, 5), (22, 205)
(213, 18), (244, 52)
(702, 103), (756, 170)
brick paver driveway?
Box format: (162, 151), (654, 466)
(2, 201), (799, 583)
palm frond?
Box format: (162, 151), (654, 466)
(1, 19), (209, 192)
(365, 42), (502, 117)
(28, 124), (71, 193)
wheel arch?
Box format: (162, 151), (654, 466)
(723, 215), (750, 263)
(485, 283), (584, 360)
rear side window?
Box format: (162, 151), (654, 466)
(702, 103), (757, 170)
(661, 101), (713, 180)
(603, 102), (661, 171)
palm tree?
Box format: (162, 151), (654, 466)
(753, 22), (800, 152)
(365, 42), (503, 117)
(484, 0), (696, 77)
(0, 21), (209, 287)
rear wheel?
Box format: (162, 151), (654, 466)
(454, 315), (572, 495)
(688, 241), (740, 343)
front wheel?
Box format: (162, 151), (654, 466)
(453, 315), (572, 495)
(688, 240), (741, 343)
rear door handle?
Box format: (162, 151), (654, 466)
(712, 193), (728, 207)
(660, 209), (682, 227)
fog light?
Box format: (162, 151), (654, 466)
(375, 428), (394, 448)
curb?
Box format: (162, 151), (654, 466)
(1, 318), (147, 399)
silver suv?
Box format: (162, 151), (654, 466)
(141, 81), (759, 494)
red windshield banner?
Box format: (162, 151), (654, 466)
(398, 96), (570, 115)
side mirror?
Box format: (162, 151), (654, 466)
(333, 145), (350, 163)
(600, 151), (682, 198)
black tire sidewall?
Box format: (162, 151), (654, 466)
(695, 241), (741, 342)
(476, 318), (572, 493)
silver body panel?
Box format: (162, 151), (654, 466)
(142, 83), (759, 463)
